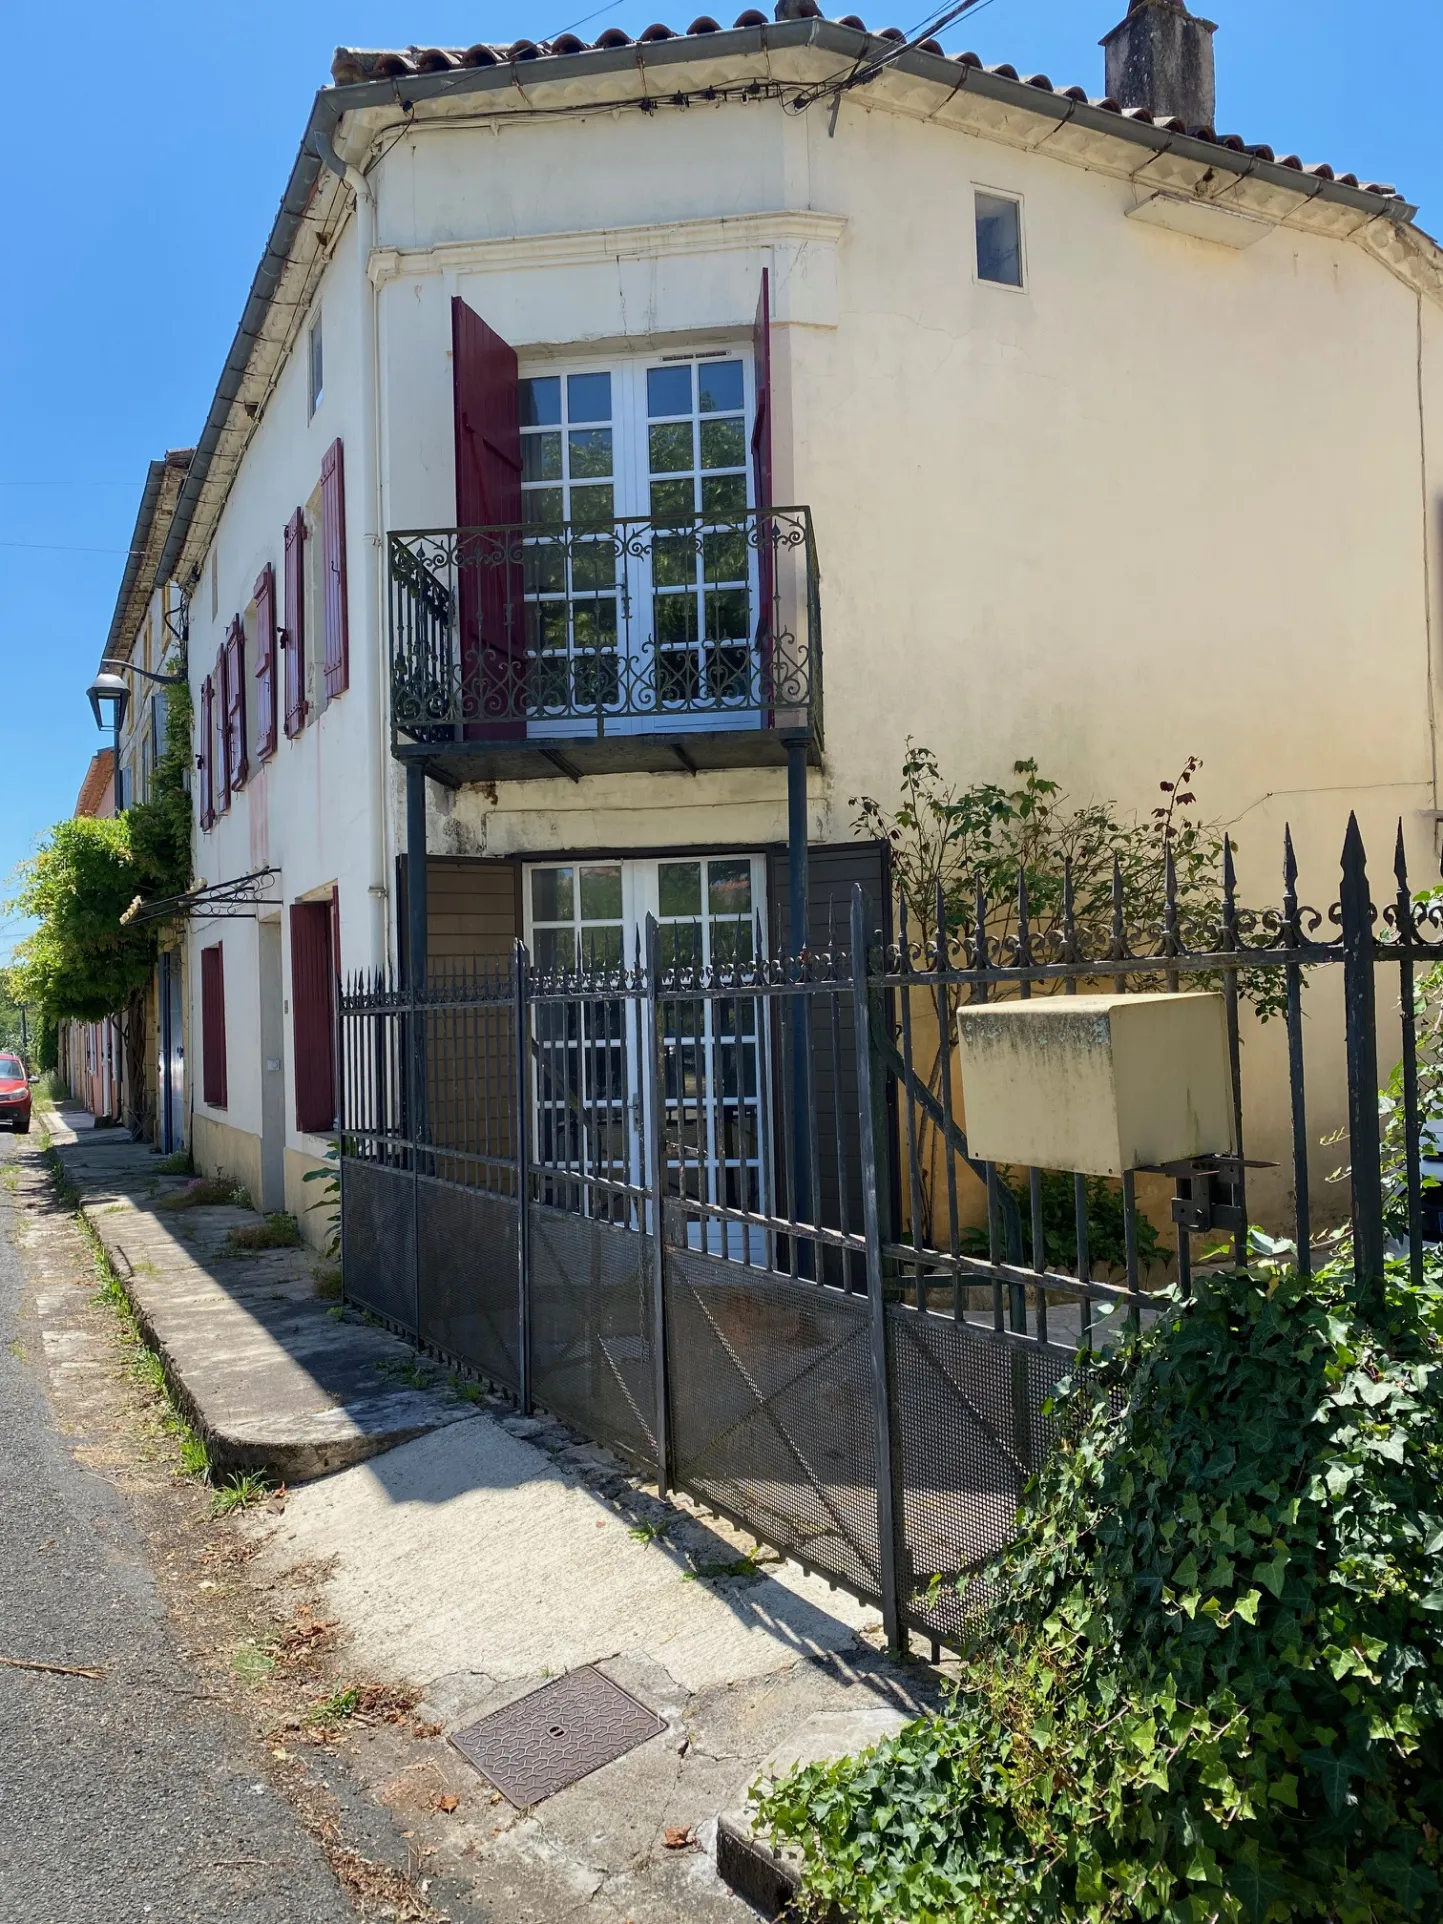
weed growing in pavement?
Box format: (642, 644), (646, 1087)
(154, 1148), (193, 1176)
(312, 1262), (343, 1300)
(683, 1557), (759, 1582)
(447, 1374), (485, 1406)
(232, 1638), (280, 1686)
(374, 1353), (436, 1390)
(155, 1177), (252, 1211)
(220, 1212), (302, 1256)
(629, 1519), (673, 1545)
(210, 1471), (274, 1516)
(308, 1685), (363, 1725)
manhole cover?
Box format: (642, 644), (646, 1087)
(450, 1666), (667, 1808)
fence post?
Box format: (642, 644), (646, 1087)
(514, 939), (533, 1415)
(850, 885), (903, 1656)
(1340, 814), (1385, 1297)
(644, 914), (672, 1496)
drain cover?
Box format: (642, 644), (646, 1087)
(450, 1666), (666, 1807)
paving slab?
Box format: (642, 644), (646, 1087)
(46, 1107), (472, 1483)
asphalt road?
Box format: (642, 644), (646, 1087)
(0, 1132), (356, 1924)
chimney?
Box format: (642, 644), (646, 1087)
(1101, 0), (1217, 128)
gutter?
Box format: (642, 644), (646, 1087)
(155, 16), (1424, 592)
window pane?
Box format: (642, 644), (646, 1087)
(659, 861), (702, 917)
(570, 483), (615, 527)
(651, 478), (695, 523)
(649, 422), (694, 474)
(975, 192), (1022, 287)
(523, 487), (564, 525)
(705, 587), (749, 639)
(567, 371), (611, 423)
(647, 364), (692, 417)
(573, 598), (618, 648)
(698, 360), (743, 414)
(579, 865), (622, 920)
(699, 418), (745, 470)
(534, 927), (572, 973)
(568, 427), (612, 477)
(523, 542), (567, 594)
(653, 534), (697, 587)
(522, 433), (562, 482)
(708, 859), (752, 915)
(520, 376), (562, 427)
(701, 473), (747, 518)
(655, 592), (698, 645)
(532, 867), (574, 921)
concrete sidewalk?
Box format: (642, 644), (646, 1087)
(47, 1107), (472, 1482)
(47, 1102), (938, 1918)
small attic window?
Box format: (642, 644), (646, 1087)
(308, 316), (324, 417)
(975, 190), (1024, 288)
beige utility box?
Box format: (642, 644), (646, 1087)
(955, 992), (1236, 1179)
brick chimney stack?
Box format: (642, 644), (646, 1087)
(1101, 0), (1217, 128)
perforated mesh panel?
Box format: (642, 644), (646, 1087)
(889, 1304), (1077, 1643)
(529, 1204), (657, 1467)
(417, 1177), (522, 1390)
(342, 1158), (417, 1333)
(666, 1252), (879, 1596)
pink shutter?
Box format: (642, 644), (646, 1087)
(201, 944), (227, 1108)
(290, 901), (336, 1133)
(199, 675), (215, 829)
(225, 617), (248, 790)
(452, 297), (523, 740)
(320, 440), (349, 698)
(255, 563), (277, 760)
(214, 645), (231, 809)
(751, 270), (775, 704)
(283, 508), (307, 736)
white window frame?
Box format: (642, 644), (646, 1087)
(972, 185), (1027, 292)
(308, 315), (324, 417)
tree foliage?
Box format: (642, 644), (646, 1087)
(758, 1260), (1443, 1921)
(6, 657), (192, 1027)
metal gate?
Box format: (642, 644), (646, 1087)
(340, 815), (1435, 1650)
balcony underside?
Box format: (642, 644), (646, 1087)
(393, 723), (819, 789)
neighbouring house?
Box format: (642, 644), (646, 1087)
(149, 0), (1443, 1242)
(57, 754), (123, 1121)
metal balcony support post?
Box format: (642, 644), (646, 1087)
(406, 763), (430, 1274)
(514, 938), (533, 1415)
(786, 736), (812, 1253)
(851, 885), (902, 1655)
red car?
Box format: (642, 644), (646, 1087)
(0, 1055), (31, 1133)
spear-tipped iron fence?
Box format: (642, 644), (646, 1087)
(339, 814), (1440, 1652)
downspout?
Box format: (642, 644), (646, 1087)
(314, 127), (388, 977)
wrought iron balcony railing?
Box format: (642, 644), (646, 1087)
(388, 507), (821, 782)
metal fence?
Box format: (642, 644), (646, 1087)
(338, 814), (1439, 1652)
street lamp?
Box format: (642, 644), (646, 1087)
(86, 656), (186, 814)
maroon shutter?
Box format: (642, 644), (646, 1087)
(283, 508), (307, 736)
(290, 901), (336, 1133)
(199, 676), (215, 830)
(751, 269), (775, 711)
(255, 563), (277, 760)
(201, 944), (227, 1108)
(225, 617), (248, 790)
(214, 645), (232, 809)
(320, 440), (349, 698)
(452, 297), (523, 740)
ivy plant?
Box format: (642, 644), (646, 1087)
(757, 1259), (1443, 1922)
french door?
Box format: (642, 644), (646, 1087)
(525, 855), (770, 1255)
(516, 352), (763, 737)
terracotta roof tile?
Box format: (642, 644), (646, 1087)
(326, 18), (1407, 205)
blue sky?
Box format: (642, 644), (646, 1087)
(2, 0), (1438, 959)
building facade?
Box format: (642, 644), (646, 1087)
(147, 1), (1443, 1238)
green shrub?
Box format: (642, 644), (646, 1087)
(962, 1166), (1164, 1273)
(758, 1261), (1443, 1922)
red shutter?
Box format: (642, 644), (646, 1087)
(255, 563), (277, 760)
(320, 440), (349, 699)
(201, 944), (227, 1108)
(283, 508), (307, 736)
(452, 297), (523, 740)
(225, 617), (248, 790)
(214, 645), (232, 809)
(199, 675), (215, 830)
(291, 901), (336, 1133)
(751, 269), (775, 702)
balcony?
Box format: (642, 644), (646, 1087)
(387, 507), (821, 785)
